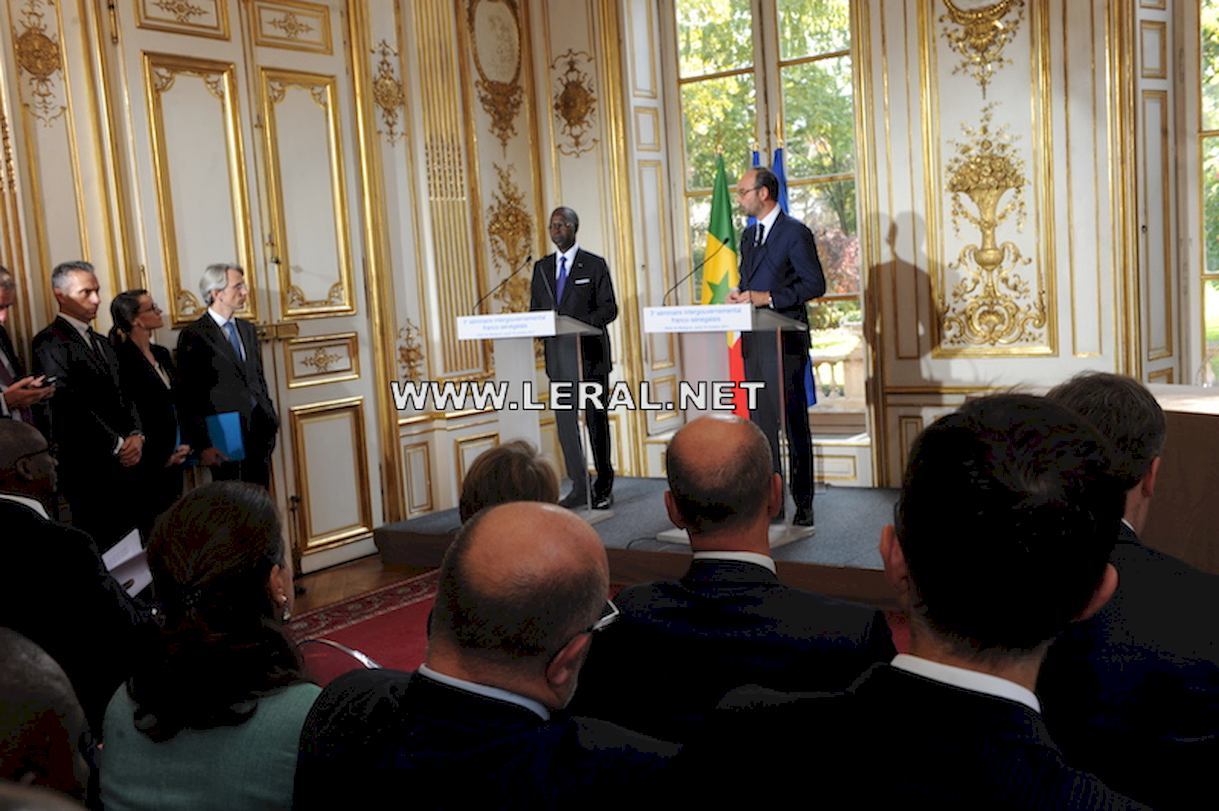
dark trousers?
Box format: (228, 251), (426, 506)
(548, 335), (613, 498)
(741, 328), (813, 511)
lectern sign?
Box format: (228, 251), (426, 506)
(457, 311), (557, 341)
(643, 303), (752, 334)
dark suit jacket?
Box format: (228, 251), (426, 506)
(1039, 523), (1219, 809)
(569, 558), (896, 742)
(32, 317), (140, 483)
(683, 665), (1149, 810)
(294, 669), (677, 810)
(0, 323), (27, 419)
(0, 497), (153, 734)
(529, 249), (617, 380)
(738, 209), (826, 325)
(175, 313), (278, 457)
(114, 342), (180, 473)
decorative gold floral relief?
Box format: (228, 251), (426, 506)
(468, 0), (522, 149)
(269, 11), (312, 39)
(939, 0), (1024, 96)
(266, 80), (286, 104)
(551, 49), (598, 157)
(288, 281), (345, 308)
(1, 113), (14, 191)
(372, 40), (406, 143)
(13, 0), (65, 126)
(939, 106), (1044, 347)
(176, 288), (202, 314)
(301, 347), (342, 373)
(486, 164), (532, 313)
(152, 0), (207, 24)
(397, 320), (424, 380)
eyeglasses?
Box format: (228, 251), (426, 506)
(13, 443), (56, 465)
(138, 303), (162, 314)
(583, 599), (620, 635)
(735, 185), (763, 198)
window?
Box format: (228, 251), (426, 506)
(1201, 0), (1219, 380)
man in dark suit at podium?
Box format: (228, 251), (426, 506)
(728, 166), (824, 527)
(1039, 373), (1219, 810)
(176, 263), (279, 489)
(529, 207), (618, 509)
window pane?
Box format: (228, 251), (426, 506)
(686, 196), (713, 302)
(1206, 279), (1219, 383)
(1203, 0), (1219, 131)
(778, 0), (851, 60)
(1204, 138), (1219, 272)
(780, 56), (855, 178)
(789, 180), (859, 296)
(680, 75), (757, 190)
(675, 0), (754, 77)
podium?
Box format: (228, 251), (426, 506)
(456, 311), (609, 520)
(643, 303), (813, 547)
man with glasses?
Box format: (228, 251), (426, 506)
(176, 263), (279, 489)
(727, 166), (824, 527)
(0, 266), (55, 422)
(0, 420), (151, 738)
(295, 501), (676, 809)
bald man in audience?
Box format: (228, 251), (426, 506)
(685, 395), (1147, 809)
(0, 422), (151, 736)
(294, 502), (677, 810)
(570, 414), (894, 741)
(1038, 373), (1219, 810)
(0, 629), (90, 804)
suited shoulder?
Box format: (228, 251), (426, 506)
(574, 249), (609, 268)
(31, 318), (68, 347)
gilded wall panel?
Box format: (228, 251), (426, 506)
(258, 68), (355, 318)
(252, 0), (331, 54)
(288, 397), (374, 550)
(285, 331), (359, 388)
(142, 53), (255, 326)
(454, 430), (498, 485)
(1140, 88), (1171, 361)
(136, 0), (229, 39)
(402, 440), (434, 515)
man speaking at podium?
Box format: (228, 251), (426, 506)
(529, 207), (618, 510)
(727, 166), (825, 528)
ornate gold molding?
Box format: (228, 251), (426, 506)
(0, 112), (14, 191)
(467, 0), (523, 148)
(287, 281), (345, 309)
(137, 0), (228, 39)
(153, 0), (206, 23)
(397, 320), (424, 380)
(939, 107), (1045, 347)
(175, 288), (202, 313)
(252, 0), (331, 53)
(551, 49), (597, 157)
(372, 39), (405, 143)
(301, 346), (341, 373)
(269, 11), (312, 39)
(939, 0), (1024, 96)
(486, 164), (531, 312)
(13, 0), (64, 126)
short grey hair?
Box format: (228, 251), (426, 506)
(199, 263), (243, 305)
(50, 261), (95, 292)
(0, 266), (13, 291)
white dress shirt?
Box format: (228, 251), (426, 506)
(207, 307), (246, 361)
(0, 491), (50, 520)
(417, 664), (550, 721)
(691, 550), (777, 574)
(755, 204), (780, 245)
(890, 653), (1041, 714)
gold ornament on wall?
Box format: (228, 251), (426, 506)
(152, 0), (207, 24)
(551, 49), (598, 157)
(287, 281), (345, 309)
(176, 288), (202, 313)
(1, 112), (14, 190)
(268, 11), (312, 39)
(486, 164), (532, 312)
(372, 39), (406, 143)
(939, 106), (1045, 347)
(467, 0), (523, 149)
(13, 0), (65, 126)
(301, 346), (341, 373)
(397, 320), (424, 381)
(939, 0), (1024, 96)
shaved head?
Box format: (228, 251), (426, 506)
(0, 422), (55, 499)
(431, 502), (608, 670)
(666, 415), (774, 534)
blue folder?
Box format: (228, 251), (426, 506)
(206, 412), (246, 462)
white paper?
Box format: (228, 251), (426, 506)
(102, 529), (152, 596)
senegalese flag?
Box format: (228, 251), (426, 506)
(700, 153), (749, 417)
(772, 146), (817, 406)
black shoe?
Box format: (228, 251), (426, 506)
(559, 491), (588, 509)
(793, 506), (815, 528)
(591, 493), (614, 510)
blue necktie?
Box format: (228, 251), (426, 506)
(555, 255), (569, 303)
(224, 320), (244, 361)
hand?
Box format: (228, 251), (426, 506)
(725, 288), (747, 304)
(746, 290), (772, 307)
(167, 444), (191, 467)
(3, 376), (55, 409)
(118, 435), (144, 467)
(200, 447), (228, 466)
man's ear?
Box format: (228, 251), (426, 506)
(1140, 456), (1161, 499)
(663, 491), (686, 529)
(767, 473), (782, 518)
(879, 525), (911, 597)
(14, 457), (36, 482)
(545, 632), (593, 693)
(1076, 563), (1118, 622)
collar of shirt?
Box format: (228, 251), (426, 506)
(756, 205), (781, 243)
(207, 307), (232, 331)
(417, 663), (551, 721)
(0, 491), (49, 520)
(1120, 518), (1135, 534)
(59, 312), (93, 343)
(554, 244), (580, 278)
(691, 550), (776, 574)
(890, 653), (1041, 714)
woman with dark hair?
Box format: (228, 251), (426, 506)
(100, 482), (319, 810)
(109, 290), (190, 540)
(458, 439), (560, 522)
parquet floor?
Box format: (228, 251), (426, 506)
(293, 555), (431, 614)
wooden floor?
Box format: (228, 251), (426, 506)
(293, 555), (431, 613)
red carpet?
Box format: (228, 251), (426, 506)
(289, 571), (438, 682)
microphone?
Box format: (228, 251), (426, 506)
(662, 241), (728, 306)
(471, 253), (533, 315)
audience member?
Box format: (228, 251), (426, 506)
(0, 782), (86, 811)
(108, 290), (190, 540)
(0, 629), (89, 804)
(101, 482), (319, 811)
(686, 395), (1147, 809)
(32, 261), (142, 550)
(176, 264), (278, 489)
(570, 414), (894, 741)
(0, 267), (54, 423)
(458, 440), (559, 522)
(295, 502), (677, 810)
(1039, 372), (1219, 809)
(0, 421), (150, 735)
